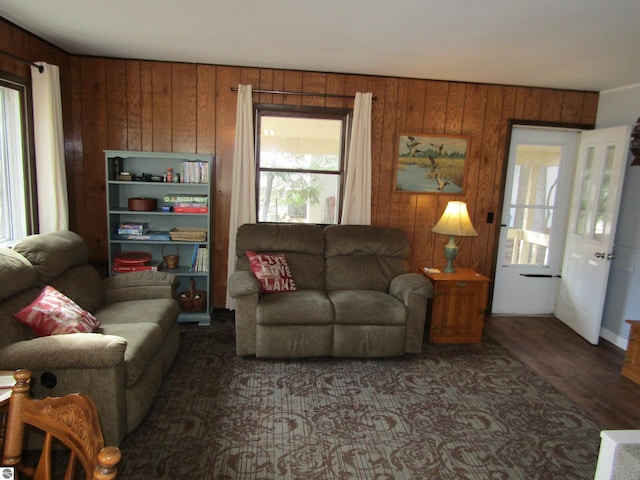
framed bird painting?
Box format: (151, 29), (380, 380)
(394, 133), (470, 194)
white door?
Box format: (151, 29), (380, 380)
(555, 125), (631, 344)
(492, 127), (579, 314)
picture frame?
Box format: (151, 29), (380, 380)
(394, 133), (470, 194)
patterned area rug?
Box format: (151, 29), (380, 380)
(118, 315), (602, 479)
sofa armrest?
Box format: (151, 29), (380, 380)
(0, 334), (127, 370)
(228, 270), (261, 298)
(103, 271), (179, 303)
(390, 273), (433, 354)
(227, 271), (260, 355)
(389, 273), (433, 303)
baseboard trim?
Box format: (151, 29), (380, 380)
(600, 327), (627, 350)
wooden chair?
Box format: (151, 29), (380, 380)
(1, 369), (121, 479)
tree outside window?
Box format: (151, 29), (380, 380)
(255, 105), (350, 224)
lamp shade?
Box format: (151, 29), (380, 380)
(431, 201), (478, 237)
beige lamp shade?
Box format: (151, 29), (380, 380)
(431, 201), (477, 273)
(431, 201), (478, 237)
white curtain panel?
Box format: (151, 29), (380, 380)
(30, 62), (69, 233)
(340, 92), (373, 225)
(226, 84), (257, 309)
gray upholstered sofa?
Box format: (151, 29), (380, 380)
(228, 223), (433, 358)
(0, 231), (180, 446)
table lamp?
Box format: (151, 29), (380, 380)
(431, 201), (478, 273)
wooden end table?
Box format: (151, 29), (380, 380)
(421, 267), (491, 344)
(0, 371), (15, 453)
(622, 320), (640, 385)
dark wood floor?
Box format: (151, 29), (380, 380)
(485, 315), (640, 430)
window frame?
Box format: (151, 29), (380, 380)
(254, 103), (352, 225)
(0, 71), (38, 245)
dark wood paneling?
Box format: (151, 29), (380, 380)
(126, 60), (142, 151)
(213, 66), (241, 304)
(68, 57), (84, 235)
(171, 63), (197, 153)
(196, 64), (217, 155)
(79, 57), (108, 257)
(105, 59), (128, 150)
(0, 18), (599, 307)
(151, 62), (172, 152)
(140, 62), (153, 152)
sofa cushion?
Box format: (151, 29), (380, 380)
(99, 322), (164, 387)
(235, 223), (325, 290)
(246, 251), (297, 293)
(324, 225), (410, 291)
(257, 324), (333, 358)
(12, 231), (90, 285)
(329, 290), (407, 326)
(14, 285), (100, 336)
(257, 289), (334, 326)
(95, 298), (179, 337)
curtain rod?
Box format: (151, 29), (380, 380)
(230, 87), (376, 101)
(0, 49), (44, 73)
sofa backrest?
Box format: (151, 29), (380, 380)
(0, 248), (39, 346)
(12, 231), (105, 311)
(235, 223), (325, 290)
(324, 225), (410, 291)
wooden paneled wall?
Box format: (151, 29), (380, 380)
(1, 18), (598, 307)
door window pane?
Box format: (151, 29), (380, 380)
(504, 207), (554, 266)
(575, 147), (594, 236)
(511, 145), (561, 207)
(503, 144), (561, 266)
(593, 146), (614, 240)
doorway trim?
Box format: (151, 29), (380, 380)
(487, 119), (594, 311)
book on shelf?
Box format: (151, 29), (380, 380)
(117, 222), (150, 234)
(179, 160), (209, 184)
(173, 206), (208, 213)
(163, 194), (208, 204)
(111, 263), (163, 273)
(189, 244), (208, 272)
(113, 231), (171, 241)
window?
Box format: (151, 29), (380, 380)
(255, 105), (350, 224)
(0, 74), (36, 246)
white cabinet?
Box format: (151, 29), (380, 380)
(105, 150), (214, 325)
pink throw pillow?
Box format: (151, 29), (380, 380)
(246, 250), (298, 293)
(14, 285), (100, 336)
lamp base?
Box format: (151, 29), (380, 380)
(443, 235), (458, 273)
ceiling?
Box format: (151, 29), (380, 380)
(1, 0), (639, 92)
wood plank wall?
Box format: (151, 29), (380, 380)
(1, 18), (598, 308)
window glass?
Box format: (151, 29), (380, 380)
(0, 76), (35, 245)
(575, 147), (594, 236)
(256, 106), (349, 224)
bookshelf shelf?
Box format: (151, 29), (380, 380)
(105, 150), (214, 325)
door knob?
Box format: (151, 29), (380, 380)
(607, 253), (616, 260)
(594, 252), (605, 259)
